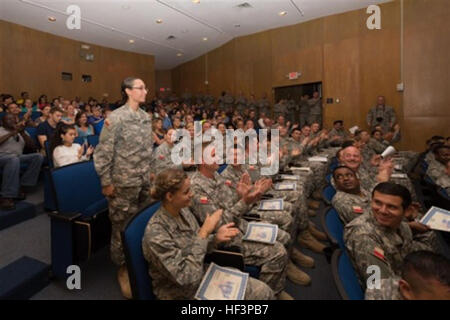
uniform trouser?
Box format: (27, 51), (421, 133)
(307, 114), (322, 126)
(249, 201), (293, 232)
(107, 184), (151, 266)
(299, 113), (309, 128)
(245, 277), (275, 299)
(0, 153), (44, 198)
(242, 240), (288, 295)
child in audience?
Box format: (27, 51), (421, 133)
(51, 123), (94, 168)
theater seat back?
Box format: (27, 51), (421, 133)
(331, 249), (364, 300)
(322, 207), (345, 249)
(50, 161), (105, 216)
(122, 201), (161, 300)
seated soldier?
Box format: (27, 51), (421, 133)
(332, 166), (377, 225)
(328, 120), (348, 147)
(221, 143), (315, 284)
(426, 145), (450, 183)
(365, 251), (450, 300)
(344, 182), (435, 287)
(188, 143), (302, 294)
(435, 159), (449, 195)
(142, 169), (281, 300)
(0, 114), (44, 210)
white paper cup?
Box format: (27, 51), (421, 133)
(381, 146), (396, 159)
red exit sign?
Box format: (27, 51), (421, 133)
(288, 72), (300, 80)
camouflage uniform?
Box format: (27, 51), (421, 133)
(298, 97), (310, 128)
(273, 101), (288, 119)
(142, 205), (275, 300)
(223, 93), (234, 111)
(366, 138), (389, 154)
(94, 104), (153, 266)
(189, 171), (289, 294)
(332, 189), (371, 225)
(365, 277), (402, 300)
(366, 105), (396, 132)
(287, 99), (297, 124)
(435, 174), (450, 194)
(426, 159), (446, 182)
(307, 98), (322, 126)
(220, 165), (294, 232)
(257, 98), (271, 118)
(235, 95), (248, 115)
(150, 142), (182, 175)
(344, 211), (433, 287)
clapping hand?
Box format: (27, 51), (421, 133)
(215, 223), (239, 243)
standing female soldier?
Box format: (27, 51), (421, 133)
(94, 77), (153, 298)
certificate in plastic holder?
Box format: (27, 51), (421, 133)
(420, 206), (450, 232)
(242, 222), (278, 244)
(195, 263), (248, 300)
(258, 199), (284, 211)
(274, 182), (297, 191)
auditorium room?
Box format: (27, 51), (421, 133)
(0, 0), (449, 302)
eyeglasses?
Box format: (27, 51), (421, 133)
(131, 87), (148, 91)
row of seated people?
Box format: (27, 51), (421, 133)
(0, 107), (101, 210)
(138, 139), (450, 300)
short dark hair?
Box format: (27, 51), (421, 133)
(332, 165), (356, 179)
(402, 251), (450, 287)
(341, 140), (356, 149)
(333, 120), (343, 125)
(372, 182), (412, 210)
(433, 145), (450, 155)
(50, 106), (64, 114)
(371, 129), (383, 136)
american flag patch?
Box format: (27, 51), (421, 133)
(373, 247), (385, 261)
(225, 180), (232, 186)
(200, 196), (208, 204)
(353, 206), (363, 214)
(159, 155), (165, 160)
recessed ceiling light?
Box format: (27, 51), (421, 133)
(122, 5), (131, 10)
(234, 24), (241, 28)
(129, 39), (135, 44)
(48, 16), (56, 22)
(279, 11), (288, 16)
(177, 53), (183, 57)
(192, 0), (200, 4)
(202, 37), (208, 41)
(156, 19), (163, 24)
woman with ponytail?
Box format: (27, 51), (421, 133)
(93, 77), (153, 299)
(142, 168), (274, 300)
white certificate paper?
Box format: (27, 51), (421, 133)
(279, 174), (299, 180)
(258, 199), (284, 211)
(243, 222), (278, 244)
(290, 166), (312, 172)
(274, 182), (297, 191)
(195, 263), (248, 300)
(420, 206), (450, 232)
(308, 156), (328, 162)
(391, 173), (408, 179)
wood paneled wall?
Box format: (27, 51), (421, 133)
(0, 20), (155, 103)
(172, 0), (449, 151)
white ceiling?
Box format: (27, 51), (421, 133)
(0, 0), (391, 70)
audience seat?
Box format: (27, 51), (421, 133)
(325, 173), (332, 184)
(331, 249), (364, 300)
(121, 201), (161, 300)
(321, 206), (345, 249)
(87, 135), (99, 147)
(322, 184), (336, 205)
(48, 160), (110, 278)
(93, 119), (104, 135)
(218, 163), (227, 174)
